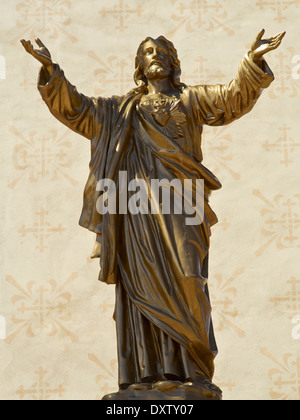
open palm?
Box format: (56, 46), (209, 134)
(250, 29), (286, 63)
(20, 38), (53, 73)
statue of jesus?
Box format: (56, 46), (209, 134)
(21, 29), (285, 400)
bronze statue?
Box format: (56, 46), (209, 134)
(21, 29), (285, 400)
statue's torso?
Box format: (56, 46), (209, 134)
(136, 89), (203, 161)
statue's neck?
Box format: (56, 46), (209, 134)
(146, 78), (175, 96)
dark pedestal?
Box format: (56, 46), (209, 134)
(103, 379), (222, 401)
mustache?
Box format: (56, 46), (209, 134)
(150, 59), (164, 66)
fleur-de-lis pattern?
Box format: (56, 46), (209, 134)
(253, 191), (300, 256)
(209, 268), (246, 338)
(10, 0), (78, 45)
(262, 124), (300, 168)
(98, 0), (143, 32)
(1, 0), (299, 401)
(256, 0), (300, 24)
(261, 348), (300, 400)
(88, 51), (135, 96)
(167, 0), (235, 38)
(9, 126), (79, 188)
(202, 126), (241, 181)
(267, 47), (300, 99)
(88, 354), (118, 399)
(5, 274), (78, 343)
(18, 208), (67, 253)
(16, 367), (66, 400)
(270, 277), (300, 320)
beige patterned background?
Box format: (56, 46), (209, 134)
(0, 0), (300, 401)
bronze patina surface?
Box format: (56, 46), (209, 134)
(21, 30), (285, 400)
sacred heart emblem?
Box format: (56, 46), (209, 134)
(141, 99), (186, 139)
(152, 108), (171, 126)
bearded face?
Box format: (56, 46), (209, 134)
(141, 39), (172, 81)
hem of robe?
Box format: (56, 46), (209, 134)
(115, 263), (217, 383)
(115, 278), (216, 386)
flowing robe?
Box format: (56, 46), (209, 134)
(38, 55), (273, 385)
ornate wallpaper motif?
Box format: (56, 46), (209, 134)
(253, 191), (300, 256)
(256, 0), (300, 24)
(267, 47), (300, 98)
(262, 124), (300, 168)
(18, 209), (67, 253)
(10, 1), (78, 45)
(88, 51), (135, 96)
(5, 273), (78, 343)
(99, 0), (143, 32)
(261, 348), (300, 400)
(210, 268), (246, 339)
(9, 126), (79, 188)
(167, 0), (235, 37)
(16, 367), (66, 400)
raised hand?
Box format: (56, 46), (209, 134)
(20, 38), (54, 76)
(250, 29), (286, 64)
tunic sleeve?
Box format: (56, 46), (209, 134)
(38, 63), (99, 140)
(193, 54), (274, 126)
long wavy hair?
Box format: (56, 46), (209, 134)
(131, 36), (186, 95)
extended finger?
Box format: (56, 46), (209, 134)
(277, 31), (286, 42)
(267, 31), (286, 43)
(20, 39), (33, 53)
(20, 39), (30, 47)
(256, 28), (265, 41)
(269, 34), (285, 47)
(35, 37), (46, 48)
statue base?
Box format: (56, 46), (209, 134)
(103, 378), (222, 401)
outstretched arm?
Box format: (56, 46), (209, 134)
(194, 30), (286, 127)
(21, 38), (98, 140)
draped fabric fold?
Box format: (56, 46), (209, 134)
(38, 54), (274, 384)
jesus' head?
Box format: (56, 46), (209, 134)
(134, 36), (184, 92)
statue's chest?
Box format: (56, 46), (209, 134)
(139, 96), (187, 140)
